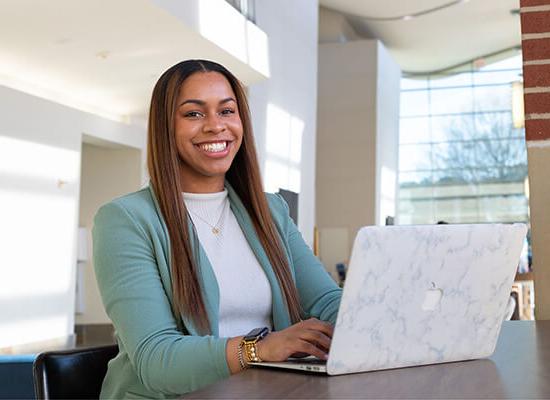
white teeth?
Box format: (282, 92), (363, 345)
(199, 142), (227, 153)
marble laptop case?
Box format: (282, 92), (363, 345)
(252, 223), (527, 375)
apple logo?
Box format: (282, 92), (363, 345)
(422, 282), (443, 311)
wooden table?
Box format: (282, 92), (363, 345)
(186, 321), (550, 399)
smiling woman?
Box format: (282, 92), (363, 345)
(92, 60), (342, 399)
(174, 71), (243, 192)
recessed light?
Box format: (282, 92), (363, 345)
(96, 50), (110, 60)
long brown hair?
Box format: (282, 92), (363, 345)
(147, 59), (302, 334)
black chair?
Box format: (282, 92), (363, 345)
(33, 344), (118, 399)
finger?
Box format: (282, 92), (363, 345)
(296, 339), (328, 360)
(289, 352), (309, 359)
(302, 318), (334, 338)
(300, 330), (331, 351)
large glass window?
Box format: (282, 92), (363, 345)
(398, 54), (528, 226)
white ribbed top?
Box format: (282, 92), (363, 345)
(183, 190), (273, 337)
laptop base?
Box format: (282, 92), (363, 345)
(249, 358), (327, 373)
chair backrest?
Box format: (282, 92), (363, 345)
(33, 344), (118, 400)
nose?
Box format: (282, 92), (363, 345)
(203, 113), (225, 134)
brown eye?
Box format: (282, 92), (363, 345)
(220, 108), (235, 116)
(185, 111), (203, 118)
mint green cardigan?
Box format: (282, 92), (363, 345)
(92, 183), (342, 399)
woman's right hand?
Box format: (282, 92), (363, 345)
(256, 318), (334, 362)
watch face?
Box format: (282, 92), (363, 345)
(244, 327), (269, 341)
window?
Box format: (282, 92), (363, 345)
(398, 55), (528, 226)
(225, 0), (256, 23)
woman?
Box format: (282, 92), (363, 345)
(93, 59), (342, 399)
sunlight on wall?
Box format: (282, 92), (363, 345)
(264, 160), (301, 195)
(0, 136), (79, 182)
(246, 22), (270, 78)
(264, 103), (304, 193)
(1, 316), (70, 348)
(0, 135), (79, 347)
(0, 189), (76, 297)
(198, 0), (269, 77)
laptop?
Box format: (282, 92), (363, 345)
(250, 223), (528, 375)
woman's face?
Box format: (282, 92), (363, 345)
(174, 71), (243, 192)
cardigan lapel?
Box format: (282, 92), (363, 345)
(183, 217), (221, 336)
(225, 183), (292, 331)
(147, 186), (221, 336)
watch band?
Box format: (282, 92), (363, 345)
(241, 327), (269, 364)
(243, 340), (262, 363)
(237, 342), (247, 370)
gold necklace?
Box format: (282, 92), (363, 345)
(189, 198), (229, 235)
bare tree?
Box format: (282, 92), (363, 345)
(433, 112), (527, 184)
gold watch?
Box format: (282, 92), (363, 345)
(241, 327), (269, 363)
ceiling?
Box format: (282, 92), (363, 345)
(0, 0), (265, 123)
(0, 0), (522, 123)
(319, 0), (522, 73)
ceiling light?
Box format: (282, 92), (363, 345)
(95, 51), (110, 60)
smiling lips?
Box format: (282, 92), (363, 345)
(195, 140), (230, 156)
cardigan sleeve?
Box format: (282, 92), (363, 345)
(269, 194), (342, 324)
(93, 201), (230, 396)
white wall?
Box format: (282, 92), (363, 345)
(375, 42), (401, 226)
(248, 0), (319, 246)
(151, 0), (269, 83)
(76, 143), (143, 325)
(316, 39), (400, 277)
(0, 85), (145, 347)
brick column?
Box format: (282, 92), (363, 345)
(520, 0), (550, 319)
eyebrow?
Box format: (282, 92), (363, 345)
(178, 97), (236, 107)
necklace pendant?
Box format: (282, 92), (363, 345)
(212, 227), (220, 235)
